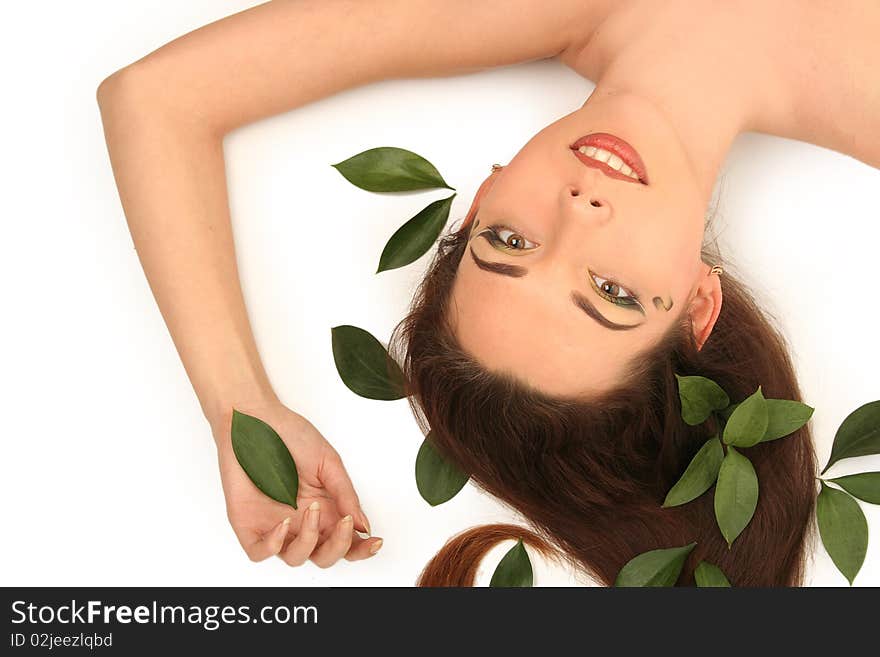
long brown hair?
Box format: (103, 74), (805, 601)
(388, 216), (818, 587)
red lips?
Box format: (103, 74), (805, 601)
(569, 133), (649, 185)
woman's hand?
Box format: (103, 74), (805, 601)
(213, 402), (382, 567)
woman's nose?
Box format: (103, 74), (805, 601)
(566, 185), (609, 213)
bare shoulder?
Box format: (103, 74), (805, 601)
(764, 0), (880, 168)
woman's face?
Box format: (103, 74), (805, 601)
(449, 90), (723, 398)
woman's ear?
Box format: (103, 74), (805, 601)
(689, 266), (723, 351)
(461, 166), (502, 231)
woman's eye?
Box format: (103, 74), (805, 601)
(483, 226), (539, 251)
(590, 272), (639, 306)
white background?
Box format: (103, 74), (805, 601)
(2, 1), (878, 587)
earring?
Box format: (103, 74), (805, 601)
(710, 265), (723, 276)
(491, 163), (503, 172)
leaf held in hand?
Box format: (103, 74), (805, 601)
(614, 543), (696, 587)
(694, 561), (732, 587)
(331, 325), (406, 400)
(230, 409), (299, 509)
(330, 147), (453, 192)
(415, 432), (469, 506)
(817, 482), (868, 585)
(723, 386), (769, 448)
(662, 436), (724, 507)
(489, 539), (533, 587)
(675, 374), (730, 425)
(827, 472), (880, 505)
(821, 400), (880, 474)
(714, 447), (759, 547)
(377, 194), (455, 273)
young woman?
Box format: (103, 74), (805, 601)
(97, 0), (879, 583)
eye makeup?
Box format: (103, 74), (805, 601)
(588, 272), (646, 315)
(653, 295), (674, 311)
(467, 215), (663, 320)
(474, 224), (540, 255)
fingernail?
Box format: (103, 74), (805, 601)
(282, 517), (291, 527)
(308, 502), (320, 528)
(309, 501), (320, 511)
(358, 510), (372, 536)
(340, 514), (353, 529)
(369, 539), (383, 555)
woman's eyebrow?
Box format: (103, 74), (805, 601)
(468, 246), (528, 277)
(570, 291), (643, 331)
(467, 247), (643, 331)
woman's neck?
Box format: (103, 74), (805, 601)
(584, 72), (752, 208)
(562, 1), (795, 205)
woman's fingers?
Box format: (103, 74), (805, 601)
(272, 503), (383, 567)
(309, 514), (355, 568)
(238, 516), (290, 562)
(320, 452), (371, 535)
(278, 501), (322, 567)
(231, 493), (380, 569)
(344, 536), (384, 562)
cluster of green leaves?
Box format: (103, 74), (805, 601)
(331, 147), (457, 273)
(665, 376), (815, 548)
(816, 400), (880, 584)
(619, 376), (880, 586)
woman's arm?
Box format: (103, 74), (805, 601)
(97, 96), (373, 564)
(97, 80), (271, 432)
(100, 0), (592, 136)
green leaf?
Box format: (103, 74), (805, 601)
(377, 194), (455, 273)
(489, 539), (533, 587)
(694, 561), (731, 587)
(614, 543), (696, 587)
(714, 447), (759, 547)
(662, 436), (724, 507)
(330, 147), (454, 192)
(331, 325), (406, 400)
(722, 386), (769, 448)
(761, 399), (814, 442)
(675, 374), (730, 425)
(821, 400), (880, 474)
(827, 472), (880, 505)
(230, 409), (299, 509)
(415, 432), (469, 506)
(817, 482), (868, 585)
